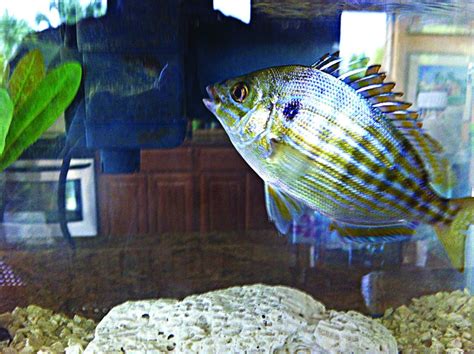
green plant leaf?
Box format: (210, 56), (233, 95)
(0, 55), (9, 87)
(0, 62), (82, 171)
(7, 49), (45, 112)
(0, 88), (14, 154)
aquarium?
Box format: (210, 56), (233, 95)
(0, 0), (473, 352)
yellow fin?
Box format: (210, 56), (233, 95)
(434, 197), (474, 272)
(264, 183), (305, 234)
(331, 222), (416, 238)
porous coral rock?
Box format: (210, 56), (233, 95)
(85, 284), (397, 353)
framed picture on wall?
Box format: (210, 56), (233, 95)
(406, 53), (470, 109)
(407, 15), (474, 35)
(406, 53), (472, 197)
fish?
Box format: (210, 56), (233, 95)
(202, 52), (474, 271)
(86, 56), (169, 98)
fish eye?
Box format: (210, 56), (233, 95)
(231, 82), (249, 103)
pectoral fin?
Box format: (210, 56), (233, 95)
(265, 183), (305, 234)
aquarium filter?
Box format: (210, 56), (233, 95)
(76, 0), (187, 173)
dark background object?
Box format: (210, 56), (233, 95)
(76, 0), (187, 173)
(13, 0), (340, 174)
(184, 3), (341, 123)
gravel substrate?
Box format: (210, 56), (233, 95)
(0, 288), (471, 353)
(379, 289), (473, 353)
(0, 305), (96, 353)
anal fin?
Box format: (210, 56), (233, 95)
(331, 221), (417, 244)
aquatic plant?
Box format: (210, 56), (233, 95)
(0, 85), (13, 153)
(0, 48), (82, 171)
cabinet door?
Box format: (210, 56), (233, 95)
(245, 171), (273, 230)
(200, 173), (246, 232)
(98, 174), (147, 237)
(148, 174), (195, 233)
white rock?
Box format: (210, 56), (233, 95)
(85, 284), (397, 353)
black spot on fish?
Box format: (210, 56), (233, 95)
(283, 100), (301, 121)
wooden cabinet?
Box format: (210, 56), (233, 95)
(98, 174), (148, 236)
(245, 171), (273, 230)
(148, 174), (194, 233)
(200, 173), (246, 232)
(98, 145), (272, 237)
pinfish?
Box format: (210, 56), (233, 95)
(203, 52), (473, 271)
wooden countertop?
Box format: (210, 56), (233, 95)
(0, 231), (467, 321)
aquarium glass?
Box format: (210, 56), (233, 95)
(0, 0), (473, 352)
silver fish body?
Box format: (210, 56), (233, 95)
(203, 53), (473, 270)
(206, 65), (455, 226)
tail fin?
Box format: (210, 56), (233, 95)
(434, 197), (474, 272)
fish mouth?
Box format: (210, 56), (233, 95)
(202, 85), (220, 114)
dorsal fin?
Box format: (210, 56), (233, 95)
(312, 52), (452, 195)
(311, 52), (339, 69)
(312, 52), (369, 79)
(350, 73), (387, 89)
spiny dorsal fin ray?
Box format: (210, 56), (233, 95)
(313, 52), (370, 81)
(386, 111), (419, 120)
(332, 57), (369, 78)
(350, 73), (387, 89)
(339, 67), (368, 81)
(311, 51), (452, 196)
(373, 102), (413, 113)
(311, 52), (339, 69)
(319, 57), (344, 73)
(357, 83), (396, 98)
(367, 92), (404, 105)
(366, 64), (381, 75)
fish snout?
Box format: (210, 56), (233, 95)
(206, 85), (217, 99)
(203, 85), (220, 113)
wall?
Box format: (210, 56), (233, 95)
(390, 17), (473, 93)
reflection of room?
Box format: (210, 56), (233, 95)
(394, 15), (472, 197)
(0, 5), (473, 346)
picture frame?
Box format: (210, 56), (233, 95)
(407, 15), (474, 36)
(406, 53), (470, 109)
(406, 53), (472, 197)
